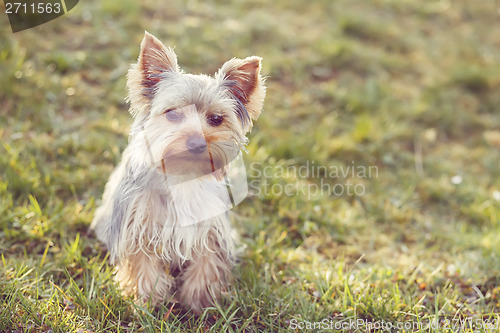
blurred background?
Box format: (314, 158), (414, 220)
(1, 0), (499, 331)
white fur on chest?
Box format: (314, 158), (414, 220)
(92, 150), (235, 266)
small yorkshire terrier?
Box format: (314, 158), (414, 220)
(91, 31), (265, 313)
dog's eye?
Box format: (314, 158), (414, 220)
(165, 109), (184, 122)
(208, 115), (223, 126)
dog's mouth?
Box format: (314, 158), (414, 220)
(160, 153), (219, 176)
(159, 141), (240, 179)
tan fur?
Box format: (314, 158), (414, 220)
(116, 251), (175, 305)
(177, 233), (233, 313)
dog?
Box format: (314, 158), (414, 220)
(90, 31), (265, 313)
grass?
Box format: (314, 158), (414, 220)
(1, 0), (500, 331)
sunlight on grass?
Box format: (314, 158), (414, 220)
(1, 0), (500, 331)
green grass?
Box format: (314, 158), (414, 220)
(1, 0), (500, 331)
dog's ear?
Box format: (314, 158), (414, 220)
(217, 56), (266, 124)
(138, 31), (179, 85)
(127, 31), (178, 115)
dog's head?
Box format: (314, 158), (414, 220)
(126, 32), (266, 177)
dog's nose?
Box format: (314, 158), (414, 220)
(186, 135), (207, 154)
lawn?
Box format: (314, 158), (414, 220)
(1, 0), (500, 331)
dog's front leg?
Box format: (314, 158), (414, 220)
(116, 251), (175, 306)
(177, 232), (233, 313)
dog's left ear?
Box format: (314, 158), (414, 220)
(217, 56), (266, 124)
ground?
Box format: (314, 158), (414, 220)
(1, 0), (500, 331)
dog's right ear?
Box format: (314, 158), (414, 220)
(138, 31), (179, 89)
(127, 31), (178, 115)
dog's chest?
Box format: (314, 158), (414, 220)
(145, 172), (231, 228)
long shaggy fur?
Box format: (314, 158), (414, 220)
(91, 31), (265, 313)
